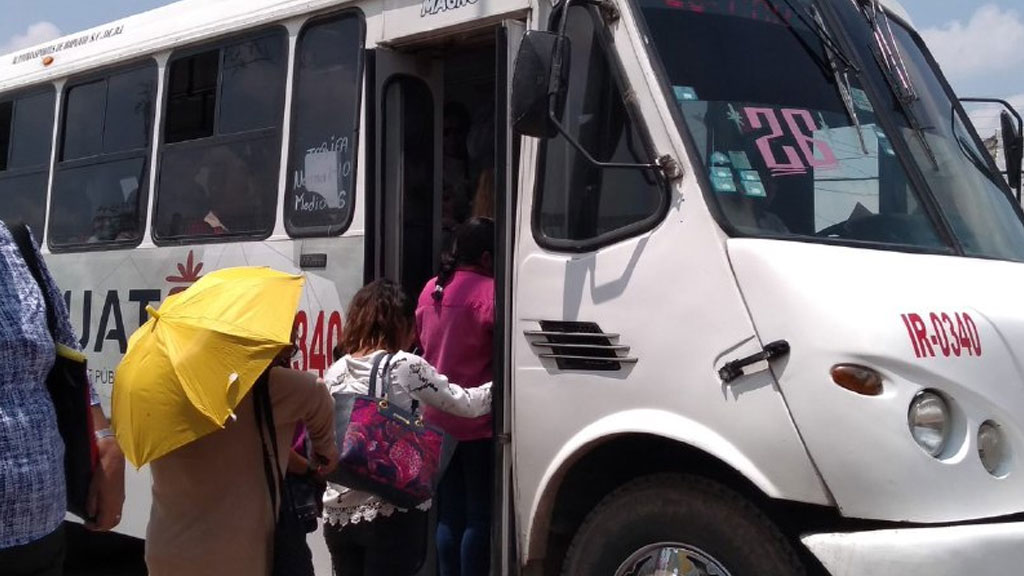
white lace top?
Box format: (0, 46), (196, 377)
(322, 351), (492, 527)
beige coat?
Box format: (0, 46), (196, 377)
(145, 367), (337, 576)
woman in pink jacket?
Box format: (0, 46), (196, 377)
(416, 217), (495, 576)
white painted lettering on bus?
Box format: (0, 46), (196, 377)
(12, 25), (125, 65)
(421, 0), (479, 17)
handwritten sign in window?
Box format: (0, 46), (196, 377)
(285, 14), (364, 236)
(295, 136), (351, 211)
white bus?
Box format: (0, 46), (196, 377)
(3, 0), (1024, 574)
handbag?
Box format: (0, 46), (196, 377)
(286, 429), (326, 534)
(328, 353), (458, 509)
(7, 221), (98, 521)
(253, 374), (315, 576)
(285, 472), (325, 534)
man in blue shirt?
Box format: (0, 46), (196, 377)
(0, 222), (125, 575)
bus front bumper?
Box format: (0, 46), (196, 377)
(802, 521), (1024, 575)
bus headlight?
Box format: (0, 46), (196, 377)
(908, 391), (949, 457)
(978, 421), (1009, 477)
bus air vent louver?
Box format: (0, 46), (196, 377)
(525, 321), (637, 371)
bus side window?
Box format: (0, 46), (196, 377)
(0, 89), (56, 241)
(49, 64), (157, 250)
(534, 6), (666, 248)
(285, 13), (365, 238)
(154, 29), (287, 243)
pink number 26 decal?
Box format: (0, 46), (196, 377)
(744, 107), (838, 177)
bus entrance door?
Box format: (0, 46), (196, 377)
(372, 49), (444, 300)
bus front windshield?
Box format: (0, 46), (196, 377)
(636, 0), (1024, 261)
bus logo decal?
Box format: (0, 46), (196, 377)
(421, 0), (479, 17)
(166, 250), (204, 295)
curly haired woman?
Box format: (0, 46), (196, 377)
(322, 279), (492, 576)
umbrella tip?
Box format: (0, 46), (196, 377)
(145, 305), (161, 320)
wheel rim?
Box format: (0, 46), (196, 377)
(614, 542), (733, 576)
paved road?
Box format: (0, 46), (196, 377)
(64, 519), (431, 575)
(62, 522), (337, 576)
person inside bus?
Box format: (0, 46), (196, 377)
(466, 103), (494, 181)
(321, 279), (492, 576)
(442, 102), (473, 252)
(88, 203), (138, 244)
(175, 145), (260, 236)
(416, 217), (495, 576)
(0, 221), (126, 576)
(443, 102), (472, 199)
(471, 168), (495, 220)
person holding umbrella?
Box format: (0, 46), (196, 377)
(112, 267), (339, 576)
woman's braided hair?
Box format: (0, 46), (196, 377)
(433, 217), (494, 302)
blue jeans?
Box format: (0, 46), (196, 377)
(436, 439), (493, 576)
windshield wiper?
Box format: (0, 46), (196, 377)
(764, 0), (858, 71)
(808, 2), (868, 153)
(857, 0), (938, 168)
(763, 0), (867, 153)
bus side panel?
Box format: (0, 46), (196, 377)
(47, 235), (364, 537)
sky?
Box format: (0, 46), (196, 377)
(900, 0), (1024, 140)
(0, 0), (1022, 137)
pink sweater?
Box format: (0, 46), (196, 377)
(416, 269), (494, 441)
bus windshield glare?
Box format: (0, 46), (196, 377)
(636, 0), (1024, 261)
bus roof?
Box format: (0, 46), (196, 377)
(0, 0), (914, 95)
(0, 0), (351, 93)
(0, 0), (530, 95)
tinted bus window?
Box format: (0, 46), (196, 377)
(219, 36), (285, 134)
(105, 67), (157, 153)
(285, 13), (365, 237)
(10, 93), (56, 169)
(0, 103), (10, 170)
(50, 63), (157, 249)
(155, 29), (287, 242)
(0, 89), (55, 237)
(165, 50), (218, 143)
(536, 6), (665, 246)
(62, 81), (105, 160)
(157, 138), (279, 237)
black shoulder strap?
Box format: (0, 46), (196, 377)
(368, 352), (419, 413)
(253, 372), (293, 518)
(368, 352), (389, 398)
(5, 222), (57, 336)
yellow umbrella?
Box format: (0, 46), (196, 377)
(112, 266), (305, 468)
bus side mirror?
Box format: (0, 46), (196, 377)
(511, 31), (571, 138)
(961, 97), (1023, 200)
(1000, 110), (1023, 197)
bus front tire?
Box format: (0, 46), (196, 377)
(560, 474), (805, 576)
